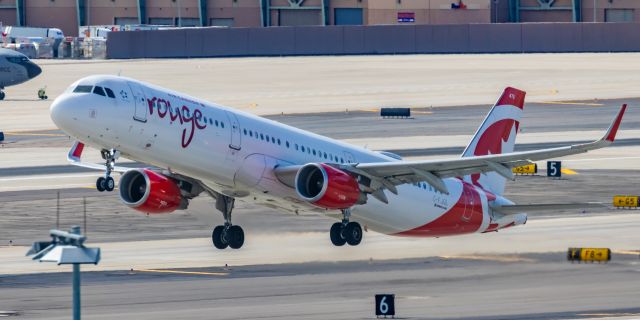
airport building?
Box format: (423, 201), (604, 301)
(0, 0), (639, 36)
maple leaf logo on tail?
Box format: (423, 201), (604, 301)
(461, 87), (526, 195)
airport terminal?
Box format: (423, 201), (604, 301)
(1, 0), (640, 319)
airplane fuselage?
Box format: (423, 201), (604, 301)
(51, 75), (525, 237)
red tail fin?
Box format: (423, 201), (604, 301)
(462, 87), (526, 195)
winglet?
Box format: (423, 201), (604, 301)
(68, 141), (85, 162)
(604, 104), (627, 142)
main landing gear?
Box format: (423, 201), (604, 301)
(0, 88), (5, 100)
(96, 149), (119, 192)
(330, 208), (363, 247)
(211, 195), (245, 250)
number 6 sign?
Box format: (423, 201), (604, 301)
(375, 294), (395, 317)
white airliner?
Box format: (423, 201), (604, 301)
(50, 75), (626, 250)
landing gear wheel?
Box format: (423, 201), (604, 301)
(227, 225), (245, 249)
(212, 225), (228, 249)
(330, 222), (347, 246)
(96, 177), (106, 192)
(104, 176), (115, 192)
(0, 91), (5, 100)
(96, 149), (119, 193)
(344, 222), (363, 246)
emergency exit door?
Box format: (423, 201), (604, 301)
(225, 111), (241, 151)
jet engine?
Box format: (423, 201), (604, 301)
(119, 169), (184, 214)
(295, 163), (365, 209)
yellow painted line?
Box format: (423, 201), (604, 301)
(4, 128), (59, 133)
(80, 186), (119, 190)
(561, 168), (578, 175)
(538, 101), (604, 106)
(136, 269), (229, 276)
(4, 132), (66, 137)
(439, 255), (535, 263)
(612, 250), (640, 255)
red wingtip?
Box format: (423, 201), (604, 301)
(605, 104), (627, 142)
(496, 87), (526, 109)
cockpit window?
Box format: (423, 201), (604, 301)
(73, 85), (93, 93)
(93, 86), (106, 96)
(6, 56), (28, 64)
(104, 87), (115, 98)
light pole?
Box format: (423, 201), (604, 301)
(177, 0), (182, 27)
(27, 226), (101, 320)
(594, 0), (597, 22)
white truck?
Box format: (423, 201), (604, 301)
(3, 26), (64, 57)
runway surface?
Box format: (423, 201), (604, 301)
(3, 253), (640, 319)
(4, 53), (640, 131)
(1, 54), (640, 319)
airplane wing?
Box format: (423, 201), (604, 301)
(336, 105), (626, 196)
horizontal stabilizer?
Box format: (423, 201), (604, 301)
(492, 202), (607, 215)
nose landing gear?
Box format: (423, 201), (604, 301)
(96, 149), (119, 192)
(211, 195), (245, 250)
(330, 208), (363, 247)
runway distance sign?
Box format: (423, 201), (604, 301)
(567, 248), (611, 263)
(613, 195), (639, 208)
(375, 294), (395, 317)
(512, 164), (537, 175)
(547, 161), (561, 178)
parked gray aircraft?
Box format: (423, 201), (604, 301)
(0, 48), (41, 100)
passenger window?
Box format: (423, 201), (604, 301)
(93, 86), (106, 96)
(301, 146), (305, 152)
(260, 134), (264, 140)
(285, 141), (289, 148)
(215, 120), (219, 127)
(73, 85), (93, 93)
(295, 144), (298, 151)
(271, 137), (275, 144)
(221, 122), (225, 128)
(249, 131), (253, 137)
(277, 138), (281, 145)
(104, 87), (115, 98)
(243, 129), (247, 135)
(323, 152), (327, 159)
(312, 150), (316, 156)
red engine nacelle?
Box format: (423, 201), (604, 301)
(295, 163), (363, 209)
(118, 169), (183, 214)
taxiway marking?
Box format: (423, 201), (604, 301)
(538, 101), (604, 106)
(136, 269), (229, 276)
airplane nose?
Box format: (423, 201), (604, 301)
(26, 62), (42, 79)
(50, 95), (69, 129)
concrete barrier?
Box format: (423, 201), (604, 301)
(106, 23), (640, 59)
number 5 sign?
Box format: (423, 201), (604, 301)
(547, 161), (562, 178)
(375, 294), (395, 317)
